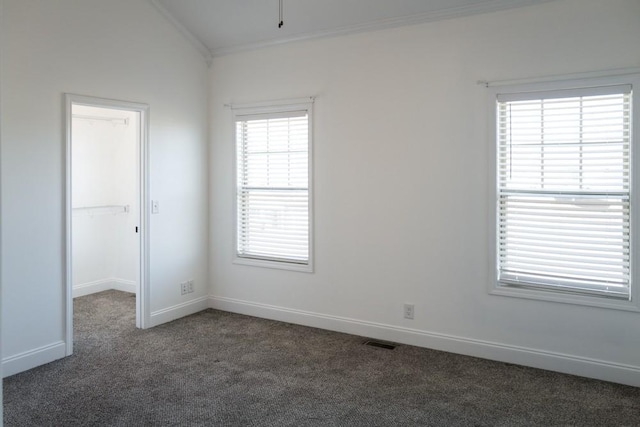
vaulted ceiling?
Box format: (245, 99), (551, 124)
(150, 0), (554, 59)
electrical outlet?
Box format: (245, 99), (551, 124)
(181, 280), (194, 295)
(404, 303), (415, 320)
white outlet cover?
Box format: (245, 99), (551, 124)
(404, 303), (415, 319)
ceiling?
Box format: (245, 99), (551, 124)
(151, 0), (553, 59)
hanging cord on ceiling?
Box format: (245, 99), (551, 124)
(278, 0), (284, 28)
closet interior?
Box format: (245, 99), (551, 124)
(71, 105), (140, 299)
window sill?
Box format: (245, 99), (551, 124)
(490, 283), (640, 312)
(233, 256), (314, 273)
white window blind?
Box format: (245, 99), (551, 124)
(497, 85), (632, 299)
(235, 109), (310, 265)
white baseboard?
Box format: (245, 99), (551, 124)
(112, 279), (136, 294)
(149, 296), (210, 328)
(209, 296), (640, 387)
(2, 341), (66, 378)
(2, 292), (203, 378)
(73, 278), (136, 298)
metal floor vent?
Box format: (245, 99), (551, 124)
(363, 340), (397, 350)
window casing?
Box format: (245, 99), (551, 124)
(233, 100), (313, 272)
(490, 75), (639, 309)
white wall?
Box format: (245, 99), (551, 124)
(0, 0), (4, 420)
(72, 105), (138, 296)
(1, 0), (209, 376)
(209, 0), (640, 386)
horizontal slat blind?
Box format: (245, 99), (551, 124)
(497, 89), (631, 298)
(236, 113), (309, 264)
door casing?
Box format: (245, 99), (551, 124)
(64, 94), (150, 356)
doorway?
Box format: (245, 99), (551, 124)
(65, 94), (149, 356)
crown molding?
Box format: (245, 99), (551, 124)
(148, 0), (213, 65)
(211, 0), (556, 57)
(149, 0), (555, 60)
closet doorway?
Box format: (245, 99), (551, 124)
(65, 94), (149, 356)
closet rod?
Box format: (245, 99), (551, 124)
(73, 205), (130, 214)
(72, 114), (129, 125)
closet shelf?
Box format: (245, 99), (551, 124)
(72, 205), (130, 216)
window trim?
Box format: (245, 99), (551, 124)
(487, 73), (640, 311)
(231, 97), (314, 273)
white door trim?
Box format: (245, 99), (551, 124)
(64, 94), (151, 356)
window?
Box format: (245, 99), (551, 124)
(492, 75), (638, 306)
(233, 99), (313, 271)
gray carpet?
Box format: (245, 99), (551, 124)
(3, 290), (640, 426)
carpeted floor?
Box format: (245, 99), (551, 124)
(3, 290), (640, 426)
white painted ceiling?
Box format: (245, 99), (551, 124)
(152, 0), (553, 57)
